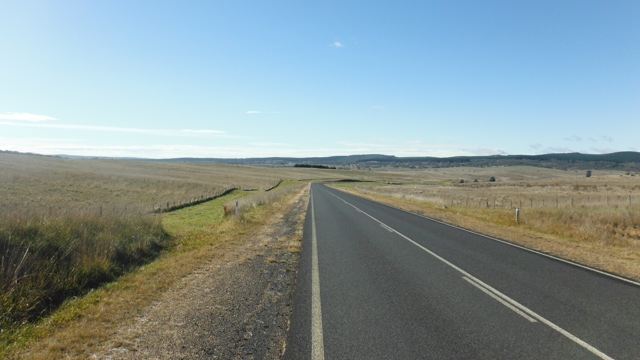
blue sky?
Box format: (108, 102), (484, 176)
(1, 1), (638, 158)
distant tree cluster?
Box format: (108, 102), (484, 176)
(294, 164), (337, 169)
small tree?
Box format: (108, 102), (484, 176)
(586, 170), (592, 178)
(459, 179), (465, 184)
(489, 176), (496, 182)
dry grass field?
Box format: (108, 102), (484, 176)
(0, 152), (354, 217)
(367, 166), (640, 209)
(333, 165), (640, 281)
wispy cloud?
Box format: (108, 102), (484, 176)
(0, 138), (356, 159)
(0, 121), (226, 137)
(336, 140), (508, 157)
(0, 113), (57, 122)
(529, 143), (574, 154)
(603, 135), (613, 142)
(331, 41), (344, 48)
(541, 146), (573, 154)
(564, 135), (582, 142)
(590, 147), (614, 154)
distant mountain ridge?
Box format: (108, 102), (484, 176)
(129, 151), (640, 171)
(3, 150), (639, 171)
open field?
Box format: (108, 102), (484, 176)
(0, 152), (358, 216)
(368, 165), (640, 208)
(331, 165), (640, 281)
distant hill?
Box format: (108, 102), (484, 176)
(143, 151), (640, 171)
(4, 150), (640, 171)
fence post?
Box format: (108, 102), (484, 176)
(571, 198), (574, 207)
(629, 195), (632, 206)
(235, 200), (239, 216)
(530, 199), (533, 207)
(607, 196), (609, 206)
(516, 208), (520, 223)
(100, 206), (102, 216)
(556, 198), (558, 208)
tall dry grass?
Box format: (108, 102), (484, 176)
(222, 184), (306, 217)
(353, 180), (640, 249)
(0, 209), (169, 331)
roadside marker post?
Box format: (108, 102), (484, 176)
(235, 200), (239, 216)
(515, 208), (520, 223)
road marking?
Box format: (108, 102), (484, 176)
(326, 190), (614, 360)
(380, 223), (394, 232)
(311, 193), (325, 360)
(463, 277), (537, 323)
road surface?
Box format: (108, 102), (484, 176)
(285, 183), (640, 359)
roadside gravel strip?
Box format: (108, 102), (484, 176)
(94, 188), (309, 359)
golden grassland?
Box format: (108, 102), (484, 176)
(1, 184), (309, 359)
(0, 152), (355, 215)
(330, 166), (640, 281)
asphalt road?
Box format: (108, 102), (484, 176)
(285, 183), (640, 360)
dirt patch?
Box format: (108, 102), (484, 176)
(90, 187), (309, 359)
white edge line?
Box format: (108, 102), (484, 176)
(326, 185), (640, 288)
(311, 192), (325, 360)
(462, 277), (537, 323)
(326, 190), (614, 360)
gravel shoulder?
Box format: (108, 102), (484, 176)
(93, 187), (309, 359)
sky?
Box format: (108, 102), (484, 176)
(1, 1), (638, 159)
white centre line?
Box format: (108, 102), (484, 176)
(463, 277), (537, 323)
(327, 190), (613, 360)
(311, 193), (325, 360)
(380, 223), (394, 232)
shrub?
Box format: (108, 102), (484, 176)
(489, 176), (496, 182)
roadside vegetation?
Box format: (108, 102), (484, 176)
(0, 180), (309, 359)
(0, 210), (169, 332)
